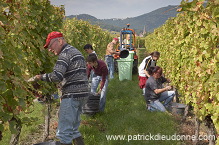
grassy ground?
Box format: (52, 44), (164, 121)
(80, 74), (181, 145)
(1, 74), (182, 145)
(0, 103), (45, 145)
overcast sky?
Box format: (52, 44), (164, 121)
(50, 0), (183, 19)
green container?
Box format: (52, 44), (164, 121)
(126, 51), (135, 59)
(116, 59), (134, 81)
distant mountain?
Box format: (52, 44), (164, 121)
(67, 5), (180, 34)
(66, 14), (122, 32)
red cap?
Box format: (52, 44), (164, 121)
(113, 38), (119, 41)
(44, 31), (63, 48)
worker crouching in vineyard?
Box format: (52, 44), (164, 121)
(34, 31), (89, 145)
(144, 66), (174, 112)
(87, 53), (109, 112)
(138, 51), (160, 96)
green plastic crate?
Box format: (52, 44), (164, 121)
(116, 59), (134, 81)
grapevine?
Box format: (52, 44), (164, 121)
(0, 0), (112, 143)
(0, 0), (64, 142)
(145, 0), (219, 143)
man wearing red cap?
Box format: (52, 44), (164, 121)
(34, 31), (88, 145)
(105, 38), (120, 79)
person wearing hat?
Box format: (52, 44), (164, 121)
(33, 31), (89, 145)
(105, 38), (120, 79)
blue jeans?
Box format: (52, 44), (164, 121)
(148, 91), (175, 112)
(88, 70), (94, 89)
(56, 97), (88, 144)
(91, 74), (109, 111)
(105, 56), (114, 79)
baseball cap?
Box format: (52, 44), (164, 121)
(44, 31), (63, 48)
(113, 38), (119, 41)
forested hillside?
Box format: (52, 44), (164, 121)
(67, 5), (179, 34)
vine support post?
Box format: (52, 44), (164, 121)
(9, 117), (22, 145)
(182, 105), (189, 122)
(43, 95), (52, 141)
(173, 87), (180, 103)
(193, 116), (200, 145)
(205, 115), (216, 145)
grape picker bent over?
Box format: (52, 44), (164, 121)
(33, 31), (89, 145)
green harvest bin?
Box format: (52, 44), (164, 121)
(126, 51), (135, 59)
(116, 59), (134, 81)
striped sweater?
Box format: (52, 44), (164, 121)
(42, 44), (89, 99)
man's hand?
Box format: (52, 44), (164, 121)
(166, 78), (171, 83)
(97, 89), (102, 95)
(27, 75), (41, 82)
(113, 51), (120, 56)
(35, 75), (42, 80)
(165, 86), (172, 91)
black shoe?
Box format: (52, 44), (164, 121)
(73, 136), (85, 145)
